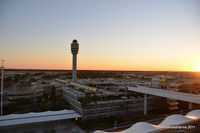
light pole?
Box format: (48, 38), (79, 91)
(1, 60), (5, 116)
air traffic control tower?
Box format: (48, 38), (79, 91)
(71, 39), (79, 80)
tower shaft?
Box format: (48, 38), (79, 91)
(72, 54), (77, 80)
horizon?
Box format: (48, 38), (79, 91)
(1, 0), (200, 72)
(4, 68), (200, 73)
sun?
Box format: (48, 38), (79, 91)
(196, 64), (200, 72)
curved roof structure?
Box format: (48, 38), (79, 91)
(125, 122), (161, 133)
(93, 109), (200, 133)
(93, 130), (106, 133)
(186, 109), (200, 119)
(159, 114), (192, 126)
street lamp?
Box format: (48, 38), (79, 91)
(1, 60), (5, 116)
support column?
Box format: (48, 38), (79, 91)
(189, 102), (193, 110)
(144, 94), (147, 115)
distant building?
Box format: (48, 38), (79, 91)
(62, 79), (157, 120)
(3, 87), (43, 105)
(151, 75), (180, 111)
(151, 75), (177, 89)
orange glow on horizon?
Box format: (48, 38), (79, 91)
(5, 63), (199, 72)
(4, 55), (200, 72)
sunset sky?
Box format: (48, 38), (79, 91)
(0, 0), (200, 71)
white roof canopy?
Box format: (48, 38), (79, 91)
(94, 109), (200, 133)
(0, 110), (81, 127)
